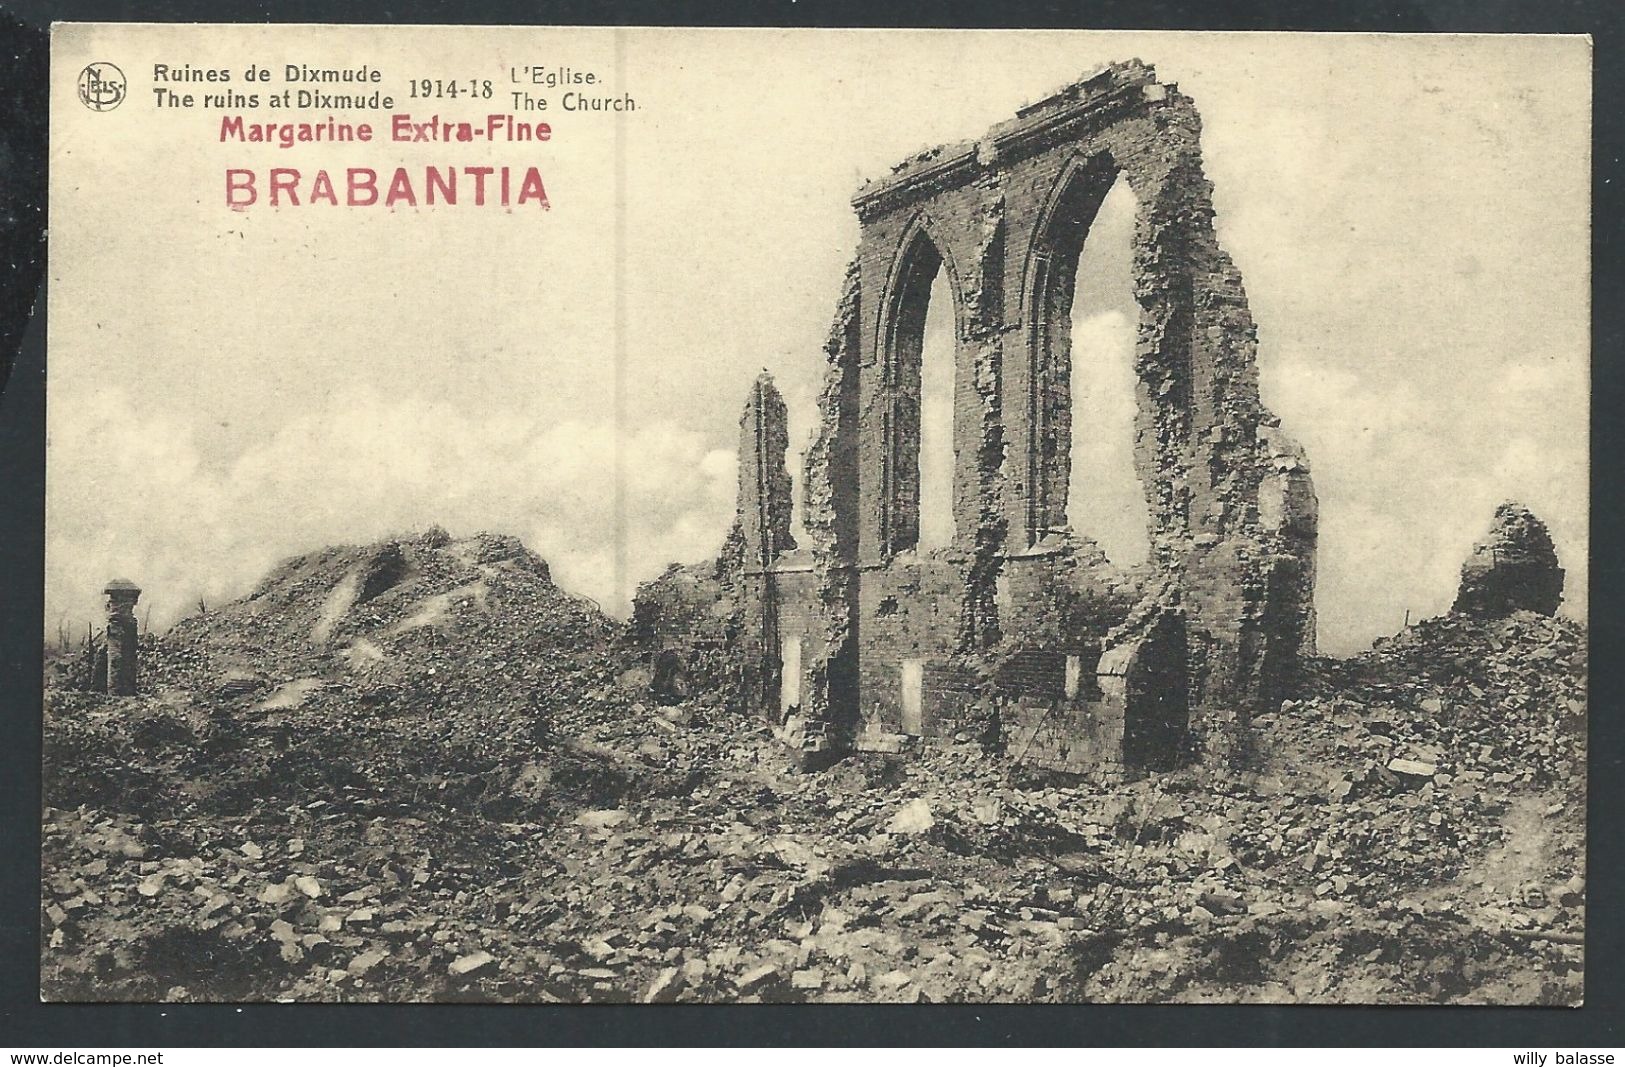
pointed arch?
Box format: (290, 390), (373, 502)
(880, 212), (967, 376)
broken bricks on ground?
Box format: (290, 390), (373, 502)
(39, 495), (1584, 1004)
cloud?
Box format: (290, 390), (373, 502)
(1264, 355), (1587, 654)
(45, 386), (738, 635)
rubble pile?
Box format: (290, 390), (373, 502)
(1322, 609), (1585, 787)
(40, 534), (1585, 1005)
(48, 534), (643, 846)
(142, 527), (622, 743)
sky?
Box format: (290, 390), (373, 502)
(47, 27), (1590, 655)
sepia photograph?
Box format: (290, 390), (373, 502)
(39, 25), (1589, 1006)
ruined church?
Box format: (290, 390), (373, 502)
(634, 60), (1319, 774)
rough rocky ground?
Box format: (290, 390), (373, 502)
(40, 530), (1585, 1004)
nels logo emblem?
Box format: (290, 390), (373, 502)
(77, 62), (126, 111)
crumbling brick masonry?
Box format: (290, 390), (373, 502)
(638, 60), (1318, 771)
(1453, 501), (1565, 618)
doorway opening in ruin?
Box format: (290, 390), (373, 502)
(900, 658), (924, 735)
(886, 225), (957, 555)
(1030, 159), (1150, 566)
(780, 635), (802, 717)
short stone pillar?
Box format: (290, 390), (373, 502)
(103, 578), (141, 696)
(1453, 501), (1565, 617)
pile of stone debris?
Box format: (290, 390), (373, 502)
(40, 518), (1585, 1005)
(137, 528), (624, 744)
(40, 682), (1584, 1004)
(1316, 609), (1586, 790)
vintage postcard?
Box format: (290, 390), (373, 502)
(42, 25), (1589, 1004)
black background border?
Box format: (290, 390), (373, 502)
(1, 0), (1619, 1047)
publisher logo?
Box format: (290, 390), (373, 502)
(77, 62), (126, 111)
